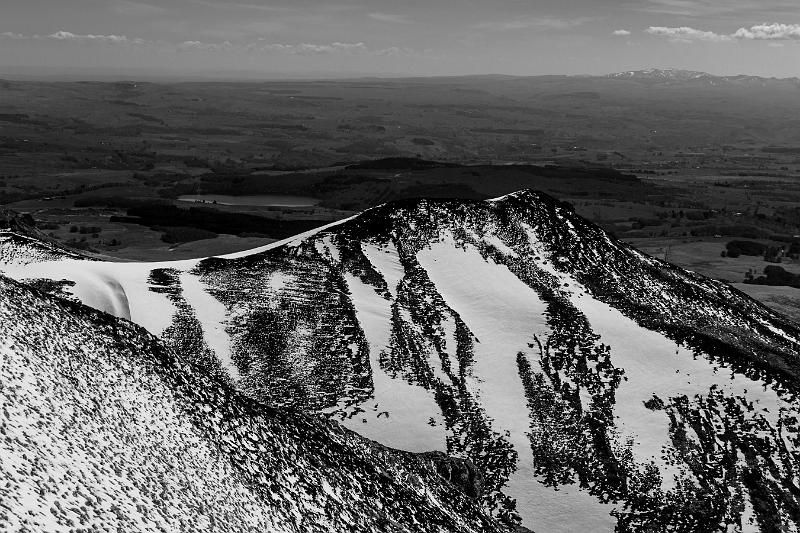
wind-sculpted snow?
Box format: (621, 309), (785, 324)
(0, 276), (506, 533)
(3, 190), (800, 532)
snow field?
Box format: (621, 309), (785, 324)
(417, 234), (616, 532)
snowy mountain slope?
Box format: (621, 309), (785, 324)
(606, 68), (800, 88)
(3, 190), (800, 531)
(608, 68), (714, 81)
(0, 275), (506, 533)
(0, 231), (87, 266)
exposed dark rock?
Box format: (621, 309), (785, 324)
(419, 451), (484, 499)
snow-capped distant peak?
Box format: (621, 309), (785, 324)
(606, 68), (800, 87)
(607, 68), (712, 80)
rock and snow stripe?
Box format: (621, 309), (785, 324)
(417, 235), (616, 532)
(341, 272), (448, 451)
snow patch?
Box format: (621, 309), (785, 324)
(180, 272), (238, 381)
(342, 272), (447, 452)
(362, 240), (404, 298)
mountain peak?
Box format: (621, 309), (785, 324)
(607, 68), (713, 80)
(606, 68), (800, 86)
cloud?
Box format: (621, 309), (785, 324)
(177, 40), (234, 51)
(0, 30), (413, 57)
(111, 0), (166, 16)
(613, 29), (632, 36)
(372, 46), (414, 56)
(184, 0), (357, 14)
(637, 0), (727, 16)
(645, 26), (732, 42)
(733, 23), (800, 40)
(368, 13), (413, 24)
(645, 23), (800, 43)
(475, 16), (593, 32)
(47, 31), (148, 45)
(185, 0), (293, 12)
(1, 30), (147, 45)
(294, 42), (366, 54)
(248, 40), (414, 56)
(255, 41), (387, 55)
(635, 0), (799, 17)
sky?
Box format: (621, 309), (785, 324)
(1, 0), (799, 78)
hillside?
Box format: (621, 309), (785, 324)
(0, 274), (506, 532)
(3, 190), (800, 531)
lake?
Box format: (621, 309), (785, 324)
(177, 194), (320, 207)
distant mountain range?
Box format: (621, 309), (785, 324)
(607, 68), (800, 85)
(3, 191), (800, 531)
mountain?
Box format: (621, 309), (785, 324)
(0, 275), (506, 533)
(608, 68), (714, 81)
(3, 190), (800, 531)
(607, 68), (800, 88)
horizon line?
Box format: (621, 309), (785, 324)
(2, 64), (798, 83)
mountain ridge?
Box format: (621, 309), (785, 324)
(0, 273), (510, 532)
(606, 68), (800, 86)
(3, 189), (800, 531)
